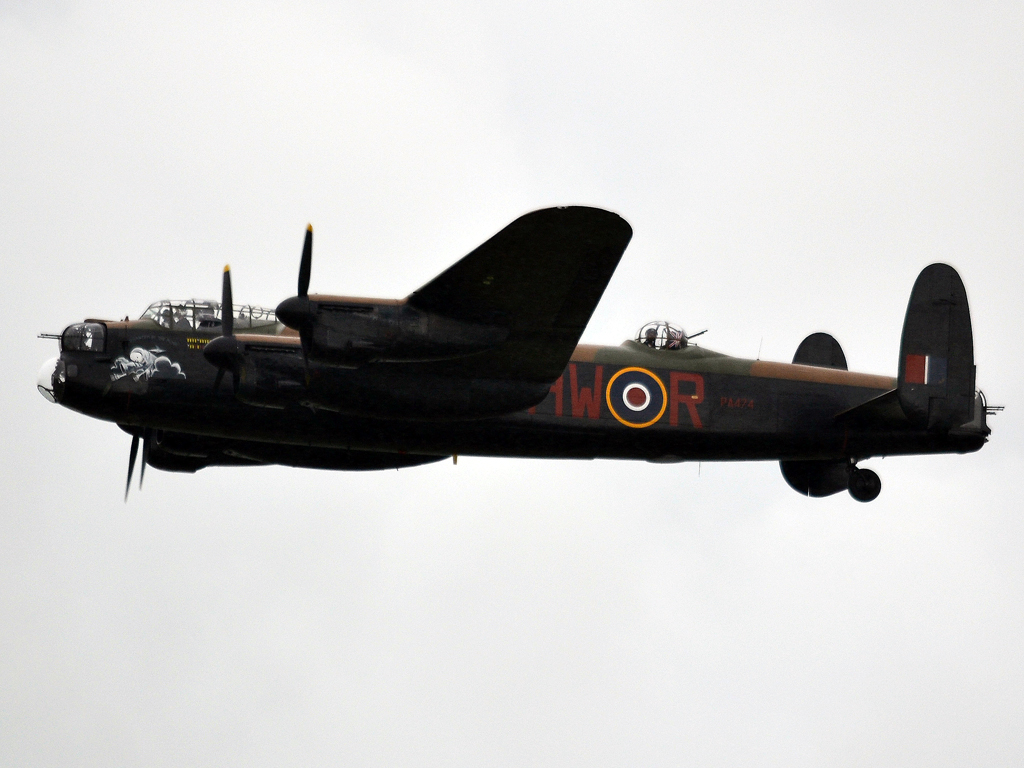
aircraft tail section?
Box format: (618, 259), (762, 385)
(897, 264), (976, 431)
(780, 460), (850, 497)
(793, 332), (848, 369)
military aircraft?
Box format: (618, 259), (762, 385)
(37, 206), (996, 502)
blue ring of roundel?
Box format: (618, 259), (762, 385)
(606, 367), (667, 427)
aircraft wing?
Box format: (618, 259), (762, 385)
(406, 206), (632, 382)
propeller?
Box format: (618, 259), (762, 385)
(276, 224), (315, 367)
(298, 223), (312, 298)
(125, 433), (140, 501)
(221, 263), (234, 336)
(203, 265), (244, 395)
(140, 427), (151, 489)
(124, 427), (153, 502)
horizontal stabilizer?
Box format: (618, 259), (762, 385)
(407, 207), (632, 382)
(898, 264), (975, 430)
(793, 332), (847, 369)
(834, 388), (910, 429)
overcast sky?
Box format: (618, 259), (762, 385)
(3, 1), (1023, 765)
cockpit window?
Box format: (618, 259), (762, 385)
(140, 300), (278, 331)
(61, 322), (106, 353)
(635, 321), (687, 350)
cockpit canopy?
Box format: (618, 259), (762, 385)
(140, 300), (278, 332)
(635, 321), (687, 350)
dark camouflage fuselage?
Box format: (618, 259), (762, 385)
(51, 318), (986, 473)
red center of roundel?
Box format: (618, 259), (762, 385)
(626, 386), (647, 407)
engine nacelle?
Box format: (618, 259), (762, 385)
(226, 340), (548, 420)
(276, 295), (507, 367)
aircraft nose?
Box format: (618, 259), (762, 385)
(37, 357), (60, 403)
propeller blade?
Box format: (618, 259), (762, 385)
(139, 428), (151, 490)
(208, 266), (240, 394)
(222, 265), (234, 337)
(206, 335), (243, 395)
(298, 224), (312, 298)
(125, 433), (139, 502)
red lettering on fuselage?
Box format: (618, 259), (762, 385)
(549, 375), (564, 416)
(669, 372), (704, 428)
(569, 363), (603, 419)
(529, 375), (565, 416)
(720, 396), (755, 409)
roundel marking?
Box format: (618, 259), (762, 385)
(623, 383), (650, 411)
(606, 367), (667, 428)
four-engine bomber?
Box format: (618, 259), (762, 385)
(38, 206), (994, 501)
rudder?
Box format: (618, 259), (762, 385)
(898, 264), (975, 431)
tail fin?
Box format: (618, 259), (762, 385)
(793, 332), (848, 369)
(898, 264), (976, 430)
(780, 460), (849, 497)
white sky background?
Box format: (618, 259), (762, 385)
(2, 1), (1023, 765)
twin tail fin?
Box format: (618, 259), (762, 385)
(897, 264), (976, 431)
